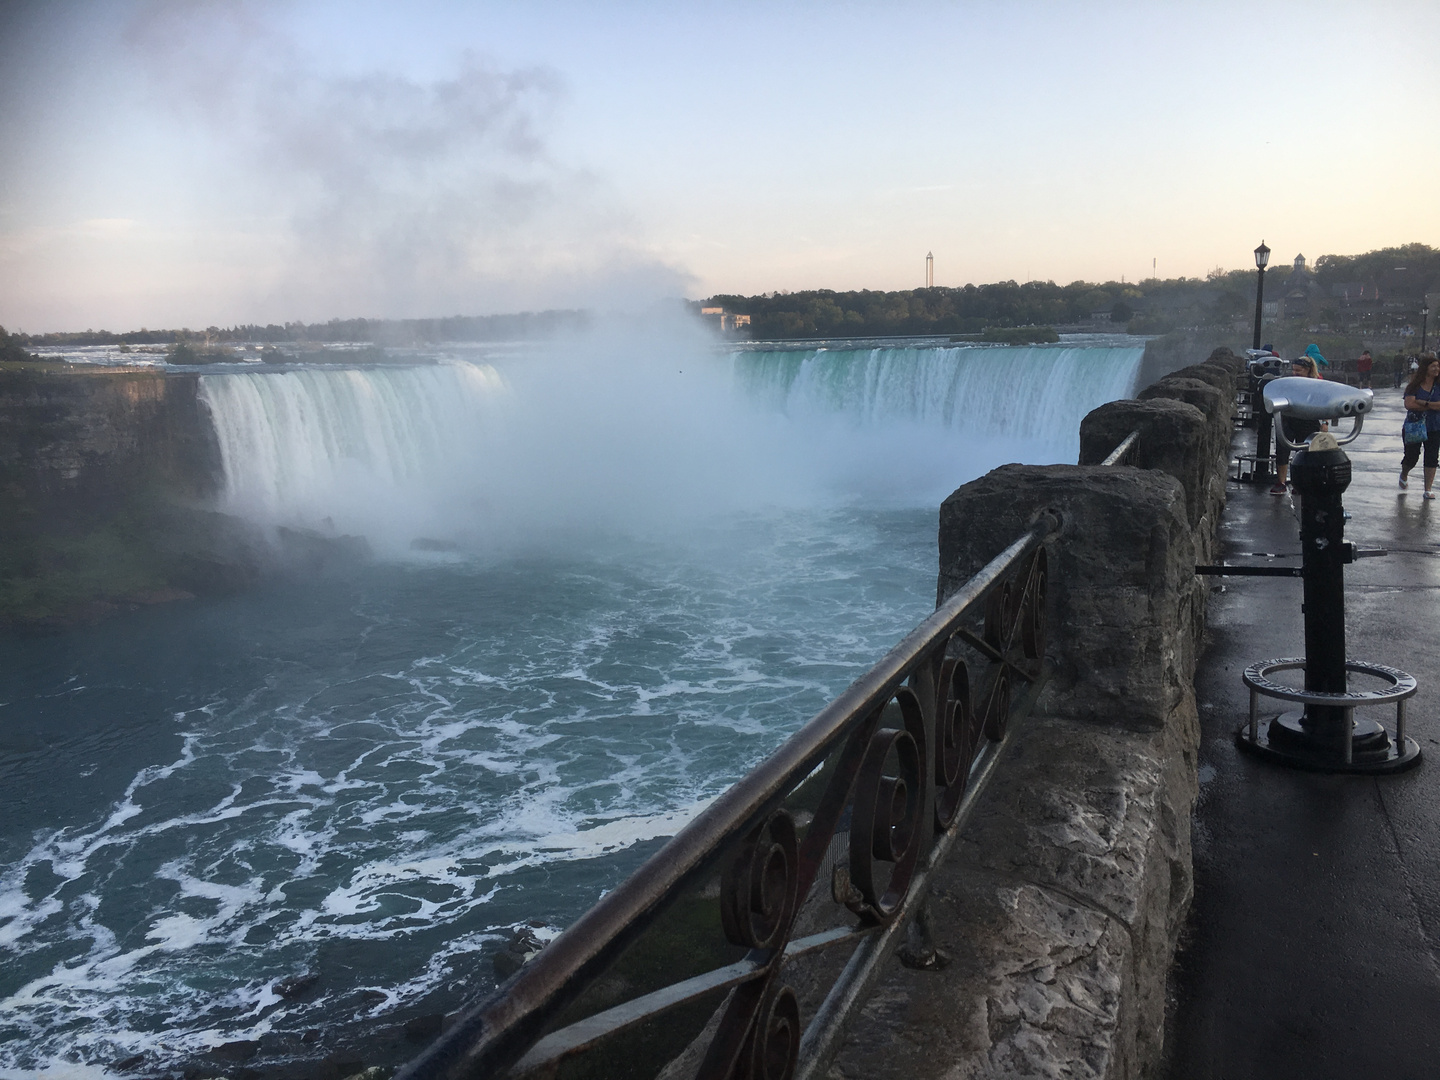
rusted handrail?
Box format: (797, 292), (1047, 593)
(1101, 428), (1141, 466)
(397, 512), (1060, 1080)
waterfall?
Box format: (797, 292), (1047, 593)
(197, 343), (1144, 549)
(198, 362), (507, 545)
(733, 344), (1144, 439)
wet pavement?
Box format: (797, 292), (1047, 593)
(1164, 385), (1440, 1079)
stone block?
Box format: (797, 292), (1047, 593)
(1163, 363), (1231, 396)
(1204, 346), (1245, 372)
(1135, 376), (1233, 500)
(1136, 377), (1227, 433)
(938, 465), (1195, 731)
(1078, 399), (1209, 530)
(829, 708), (1199, 1080)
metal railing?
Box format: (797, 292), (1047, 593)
(396, 512), (1059, 1080)
(1100, 428), (1141, 466)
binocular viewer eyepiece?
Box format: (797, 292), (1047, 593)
(1247, 357), (1287, 380)
(1263, 378), (1373, 420)
(1263, 378), (1373, 449)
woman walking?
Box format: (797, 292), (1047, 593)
(1400, 352), (1440, 499)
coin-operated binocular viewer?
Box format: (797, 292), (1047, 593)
(1200, 377), (1421, 772)
(1240, 353), (1287, 482)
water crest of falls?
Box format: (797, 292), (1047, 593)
(197, 343), (1145, 549)
(732, 343), (1143, 449)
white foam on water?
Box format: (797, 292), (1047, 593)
(1, 595), (785, 1072)
(527, 799), (715, 860)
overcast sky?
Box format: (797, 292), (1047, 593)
(1, 0), (1437, 332)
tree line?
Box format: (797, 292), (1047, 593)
(0, 325), (34, 362)
(8, 243), (1436, 351)
(702, 243), (1440, 340)
(699, 280), (1141, 339)
(8, 310), (592, 349)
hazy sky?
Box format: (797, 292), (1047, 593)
(2, 0), (1437, 332)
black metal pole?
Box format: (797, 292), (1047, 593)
(1293, 440), (1351, 747)
(1423, 310), (1429, 354)
(1252, 265), (1266, 350)
(1253, 374), (1274, 482)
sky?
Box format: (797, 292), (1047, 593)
(1, 0), (1438, 332)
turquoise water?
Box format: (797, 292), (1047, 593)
(0, 339), (1143, 1075)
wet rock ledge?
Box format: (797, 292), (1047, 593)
(830, 350), (1242, 1080)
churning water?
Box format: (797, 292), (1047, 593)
(0, 337), (1143, 1076)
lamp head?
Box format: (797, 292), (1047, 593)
(1254, 241), (1271, 269)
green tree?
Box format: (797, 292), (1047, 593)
(0, 325), (34, 362)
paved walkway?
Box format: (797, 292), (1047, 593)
(1164, 385), (1440, 1079)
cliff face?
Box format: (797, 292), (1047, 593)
(0, 365), (218, 516)
(0, 365), (261, 630)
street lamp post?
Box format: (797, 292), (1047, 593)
(1252, 240), (1271, 350)
(1250, 241), (1275, 482)
(1423, 305), (1430, 354)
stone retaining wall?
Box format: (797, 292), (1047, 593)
(829, 348), (1243, 1080)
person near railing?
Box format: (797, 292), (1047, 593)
(1357, 349), (1373, 390)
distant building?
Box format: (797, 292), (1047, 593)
(1281, 253), (1316, 318)
(698, 307), (751, 335)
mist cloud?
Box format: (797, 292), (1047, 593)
(126, 2), (692, 321)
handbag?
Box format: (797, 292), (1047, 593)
(1404, 413), (1428, 443)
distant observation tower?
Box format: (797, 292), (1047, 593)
(925, 251), (934, 289)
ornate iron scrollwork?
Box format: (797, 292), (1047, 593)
(721, 810), (800, 951)
(983, 577), (1015, 651)
(982, 667), (1011, 742)
(1021, 548), (1048, 662)
(846, 688), (927, 922)
(933, 654), (975, 829)
(740, 983), (800, 1080)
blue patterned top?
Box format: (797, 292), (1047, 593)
(1409, 382), (1440, 432)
